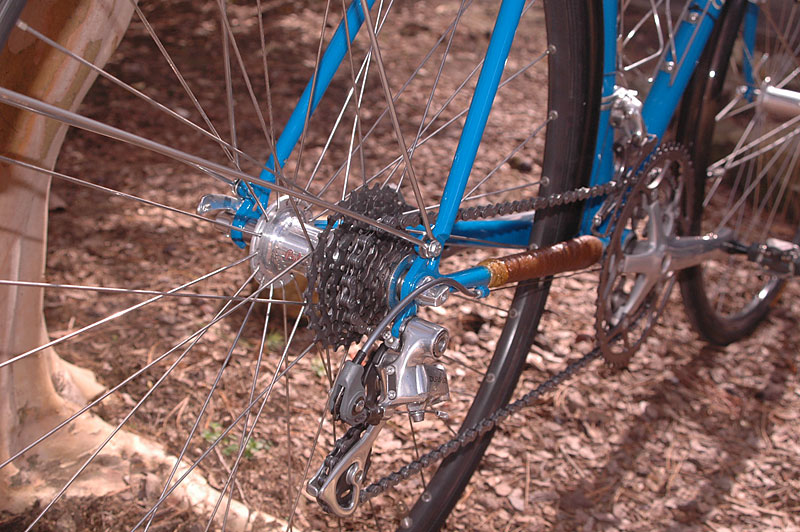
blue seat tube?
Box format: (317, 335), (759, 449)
(432, 0), (526, 245)
(641, 0), (723, 139)
(579, 0), (619, 237)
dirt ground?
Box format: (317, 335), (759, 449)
(4, 1), (799, 531)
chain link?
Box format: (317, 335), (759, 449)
(397, 179), (626, 228)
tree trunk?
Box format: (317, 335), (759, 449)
(0, 3), (284, 528)
(0, 0), (134, 511)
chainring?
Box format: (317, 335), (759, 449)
(304, 186), (414, 351)
(596, 143), (692, 367)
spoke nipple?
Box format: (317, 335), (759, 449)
(547, 44), (557, 55)
(421, 491), (432, 503)
(548, 110), (559, 121)
(400, 517), (413, 529)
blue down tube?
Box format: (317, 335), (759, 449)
(432, 0), (527, 245)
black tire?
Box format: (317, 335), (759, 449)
(0, 0), (25, 49)
(403, 1), (602, 529)
(675, 0), (800, 346)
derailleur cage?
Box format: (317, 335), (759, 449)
(309, 317), (451, 517)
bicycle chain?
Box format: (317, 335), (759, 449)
(313, 157), (799, 507)
(306, 422), (367, 511)
(362, 348), (601, 501)
(306, 178), (625, 350)
(397, 179), (626, 228)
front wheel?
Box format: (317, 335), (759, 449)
(676, 0), (800, 345)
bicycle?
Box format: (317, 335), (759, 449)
(0, 0), (797, 530)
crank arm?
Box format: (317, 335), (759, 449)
(307, 421), (385, 517)
(662, 228), (735, 272)
(622, 228), (735, 275)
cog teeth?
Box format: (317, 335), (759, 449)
(595, 142), (692, 368)
(304, 187), (413, 351)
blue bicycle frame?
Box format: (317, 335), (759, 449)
(233, 0), (747, 324)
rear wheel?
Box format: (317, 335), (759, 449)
(0, 0), (599, 529)
(677, 0), (800, 345)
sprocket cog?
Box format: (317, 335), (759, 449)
(304, 186), (414, 351)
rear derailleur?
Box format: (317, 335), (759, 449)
(306, 318), (450, 516)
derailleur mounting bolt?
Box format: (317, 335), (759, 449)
(353, 398), (365, 414)
(432, 329), (449, 357)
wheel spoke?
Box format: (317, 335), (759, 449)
(22, 271), (264, 532)
(144, 289), (259, 529)
(0, 253), (255, 371)
(216, 287), (275, 529)
(708, 113), (800, 175)
(13, 20), (260, 167)
(128, 0), (235, 164)
(714, 122), (798, 232)
(0, 278), (300, 304)
(0, 86), (421, 245)
(219, 0), (240, 171)
(293, 0), (334, 189)
(357, 0), (434, 241)
(0, 277), (275, 473)
(463, 115), (551, 200)
(0, 154), (259, 237)
(340, 0), (370, 193)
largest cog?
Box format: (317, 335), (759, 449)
(596, 143), (692, 367)
(304, 186), (413, 350)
